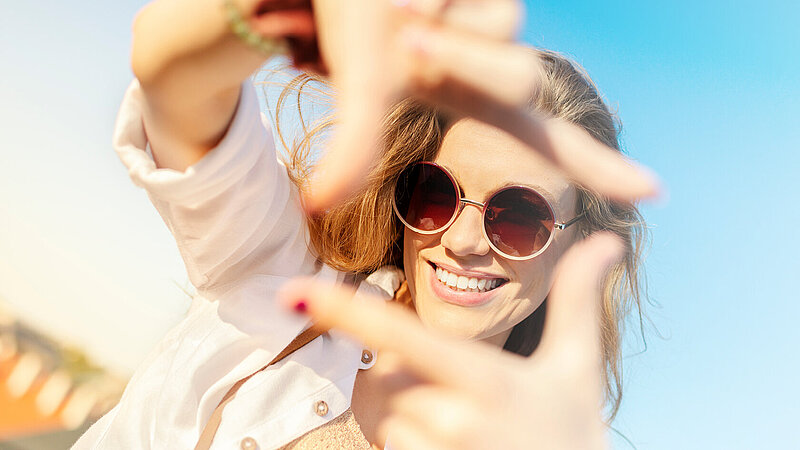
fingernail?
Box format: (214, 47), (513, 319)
(648, 173), (669, 206)
(639, 164), (667, 203)
(392, 0), (411, 7)
(653, 185), (670, 207)
(294, 300), (308, 313)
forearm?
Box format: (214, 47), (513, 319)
(131, 0), (268, 100)
(130, 0), (274, 170)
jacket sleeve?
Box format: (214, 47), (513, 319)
(111, 77), (318, 295)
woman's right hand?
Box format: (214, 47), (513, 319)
(253, 0), (661, 211)
(279, 232), (623, 450)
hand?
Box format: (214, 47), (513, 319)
(249, 0), (660, 211)
(241, 0), (322, 70)
(278, 232), (624, 449)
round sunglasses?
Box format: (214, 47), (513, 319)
(392, 162), (584, 260)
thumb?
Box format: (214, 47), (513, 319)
(538, 232), (625, 364)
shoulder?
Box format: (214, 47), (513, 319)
(356, 266), (405, 300)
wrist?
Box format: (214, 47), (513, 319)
(224, 0), (289, 56)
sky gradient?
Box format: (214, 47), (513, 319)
(1, 1), (798, 448)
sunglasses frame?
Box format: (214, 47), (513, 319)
(392, 161), (584, 261)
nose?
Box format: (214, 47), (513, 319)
(439, 201), (492, 258)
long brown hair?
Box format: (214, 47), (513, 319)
(256, 48), (648, 421)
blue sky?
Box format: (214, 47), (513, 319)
(1, 1), (797, 448)
(519, 1), (800, 448)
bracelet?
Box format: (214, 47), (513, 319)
(223, 0), (288, 55)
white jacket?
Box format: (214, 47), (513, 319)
(72, 77), (402, 450)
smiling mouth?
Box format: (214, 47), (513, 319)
(428, 262), (508, 293)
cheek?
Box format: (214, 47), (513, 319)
(402, 229), (417, 275)
(402, 229), (434, 299)
(514, 258), (556, 306)
(519, 230), (579, 296)
(402, 229), (414, 265)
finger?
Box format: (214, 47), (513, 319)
(388, 385), (487, 448)
(394, 0), (449, 17)
(398, 27), (662, 200)
(537, 232), (625, 367)
(302, 0), (396, 212)
(400, 24), (540, 109)
(506, 114), (661, 201)
(379, 415), (443, 450)
(441, 0), (522, 40)
(302, 100), (385, 212)
(249, 9), (317, 38)
(371, 351), (428, 394)
(277, 277), (506, 396)
(397, 0), (523, 40)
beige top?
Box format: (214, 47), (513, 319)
(279, 408), (372, 450)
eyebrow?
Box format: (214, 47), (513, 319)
(496, 181), (557, 206)
(441, 163), (558, 206)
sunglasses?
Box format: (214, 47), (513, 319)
(392, 162), (584, 260)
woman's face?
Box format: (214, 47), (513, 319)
(403, 118), (581, 347)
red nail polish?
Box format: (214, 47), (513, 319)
(294, 300), (308, 313)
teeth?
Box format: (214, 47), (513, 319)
(446, 272), (458, 287)
(433, 265), (503, 293)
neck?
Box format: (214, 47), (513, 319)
(480, 328), (513, 349)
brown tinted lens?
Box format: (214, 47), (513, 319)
(394, 163), (458, 232)
(484, 187), (554, 257)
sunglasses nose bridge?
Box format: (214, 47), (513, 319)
(459, 198), (485, 211)
(440, 197), (492, 258)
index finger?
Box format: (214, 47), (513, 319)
(302, 0), (397, 212)
(400, 0), (523, 40)
(302, 97), (385, 212)
(399, 29), (661, 201)
(277, 277), (507, 396)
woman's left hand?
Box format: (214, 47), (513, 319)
(250, 0), (659, 212)
(278, 232), (623, 450)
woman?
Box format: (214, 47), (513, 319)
(74, 0), (656, 448)
(277, 50), (650, 449)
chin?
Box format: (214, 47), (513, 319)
(409, 265), (543, 348)
(412, 288), (504, 342)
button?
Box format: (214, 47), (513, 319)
(314, 400), (329, 416)
(240, 436), (258, 450)
(361, 349), (373, 364)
